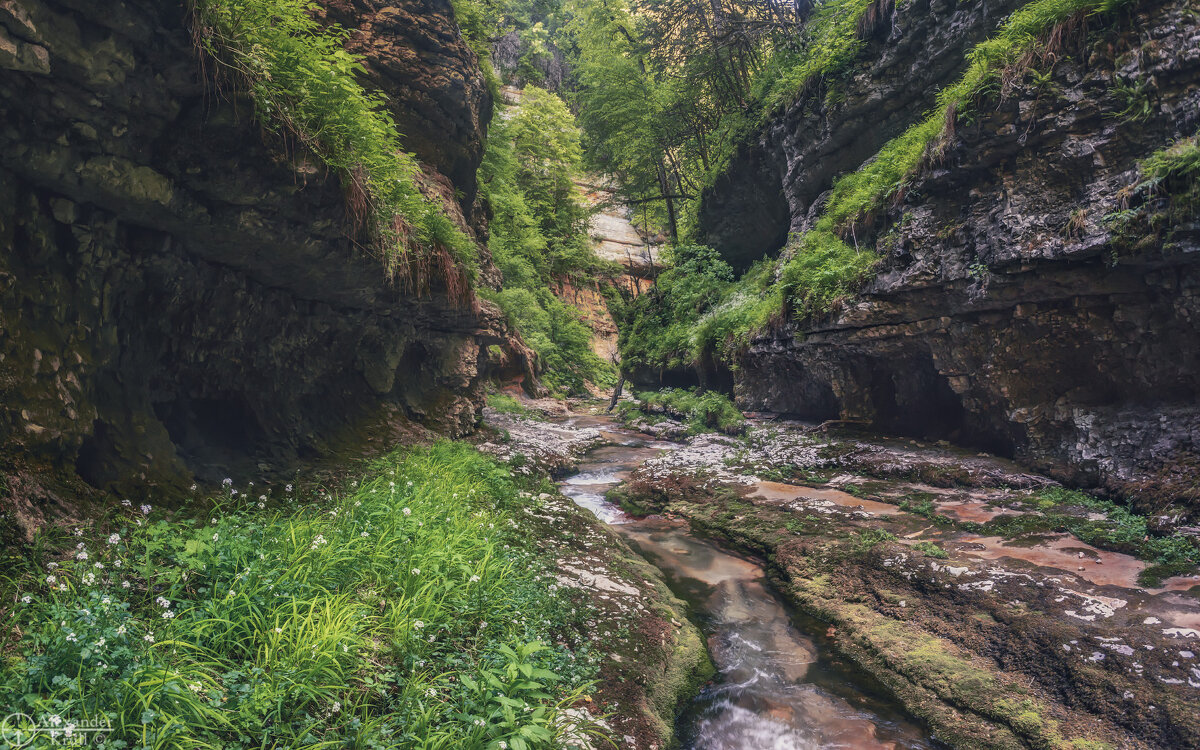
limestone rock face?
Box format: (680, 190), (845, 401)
(0, 0), (531, 512)
(702, 0), (1200, 506)
(318, 0), (493, 219)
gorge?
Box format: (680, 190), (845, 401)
(1, 0), (1198, 747)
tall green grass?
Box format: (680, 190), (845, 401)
(192, 0), (479, 281)
(1, 443), (605, 749)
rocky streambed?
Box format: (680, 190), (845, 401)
(484, 404), (1200, 749)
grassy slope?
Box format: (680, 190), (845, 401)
(1, 444), (605, 749)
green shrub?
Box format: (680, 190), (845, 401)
(778, 229), (880, 319)
(851, 529), (898, 554)
(1, 443), (604, 748)
(760, 0), (879, 112)
(193, 0), (478, 279)
(913, 541), (949, 559)
(637, 388), (746, 435)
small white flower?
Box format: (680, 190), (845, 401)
(402, 508), (412, 516)
(469, 575), (480, 583)
(116, 625), (127, 635)
(411, 568), (420, 576)
(406, 481), (413, 487)
(64, 723), (76, 738)
(414, 620), (424, 629)
(74, 528), (83, 537)
(48, 715), (61, 727)
(140, 504), (152, 516)
(94, 562), (104, 569)
(101, 597), (111, 605)
(95, 638), (106, 647)
(499, 742), (507, 749)
(65, 632), (78, 642)
(360, 531), (369, 538)
(190, 484), (197, 492)
(81, 573), (96, 585)
(156, 596), (171, 608)
(161, 611), (175, 619)
(331, 701), (341, 714)
(108, 533), (121, 545)
(121, 580), (131, 589)
(58, 583), (67, 591)
(144, 633), (155, 643)
(213, 533), (219, 542)
(20, 595), (31, 604)
(76, 550), (88, 561)
(275, 627), (283, 634)
(113, 559), (122, 568)
(222, 478), (232, 487)
(46, 575), (57, 585)
(285, 484), (293, 493)
(121, 499), (132, 507)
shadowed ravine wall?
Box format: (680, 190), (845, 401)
(700, 0), (1200, 507)
(0, 0), (534, 527)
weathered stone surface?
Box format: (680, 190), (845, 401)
(0, 0), (532, 514)
(318, 0), (493, 220)
(698, 0), (1028, 270)
(705, 0), (1200, 506)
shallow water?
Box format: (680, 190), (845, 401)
(557, 423), (933, 749)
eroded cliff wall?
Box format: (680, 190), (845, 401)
(701, 0), (1200, 506)
(0, 0), (532, 523)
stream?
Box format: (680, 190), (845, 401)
(557, 418), (934, 749)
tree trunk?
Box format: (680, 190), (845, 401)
(606, 374), (626, 412)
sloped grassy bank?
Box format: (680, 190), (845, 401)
(0, 442), (708, 749)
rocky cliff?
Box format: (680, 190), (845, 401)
(701, 0), (1200, 507)
(0, 0), (532, 527)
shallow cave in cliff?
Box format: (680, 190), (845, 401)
(153, 393), (269, 480)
